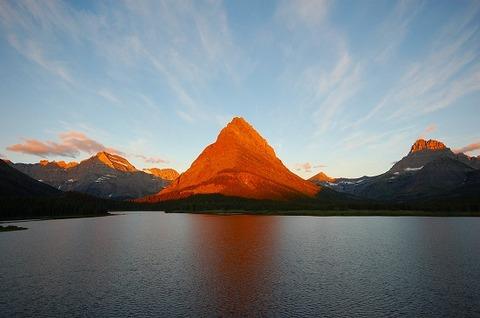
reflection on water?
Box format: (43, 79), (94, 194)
(188, 215), (280, 315)
(0, 213), (480, 317)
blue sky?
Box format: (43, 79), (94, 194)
(0, 0), (479, 178)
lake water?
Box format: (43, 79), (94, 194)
(1, 212), (479, 317)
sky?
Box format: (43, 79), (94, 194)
(0, 0), (479, 178)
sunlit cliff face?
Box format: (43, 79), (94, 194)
(410, 139), (447, 153)
(139, 117), (320, 202)
(39, 160), (78, 169)
(94, 151), (137, 172)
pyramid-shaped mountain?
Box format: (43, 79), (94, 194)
(140, 117), (320, 202)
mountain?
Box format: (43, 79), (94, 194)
(143, 168), (179, 181)
(0, 159), (116, 219)
(317, 139), (480, 202)
(139, 117), (320, 202)
(12, 152), (170, 200)
(0, 159), (59, 197)
(94, 151), (136, 172)
(308, 172), (335, 185)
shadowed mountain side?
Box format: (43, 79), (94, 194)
(0, 159), (59, 197)
(138, 117), (319, 202)
(0, 160), (112, 219)
(316, 139), (480, 204)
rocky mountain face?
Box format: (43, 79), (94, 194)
(143, 168), (179, 181)
(12, 152), (171, 200)
(313, 139), (480, 202)
(409, 139), (446, 152)
(139, 117), (320, 202)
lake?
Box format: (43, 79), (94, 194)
(1, 212), (479, 317)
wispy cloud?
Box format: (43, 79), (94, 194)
(366, 3), (480, 121)
(294, 162), (313, 173)
(7, 131), (121, 158)
(276, 0), (330, 29)
(7, 34), (73, 84)
(341, 125), (414, 152)
(419, 124), (437, 139)
(374, 0), (424, 63)
(453, 141), (480, 154)
(97, 89), (121, 105)
(294, 162), (326, 173)
(0, 0), (245, 123)
(313, 62), (362, 134)
(135, 154), (169, 164)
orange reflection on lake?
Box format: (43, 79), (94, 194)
(187, 214), (281, 315)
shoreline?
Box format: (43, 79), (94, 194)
(0, 225), (28, 232)
(0, 213), (112, 223)
(165, 210), (480, 217)
(2, 210), (480, 222)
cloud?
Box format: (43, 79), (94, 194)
(341, 125), (414, 152)
(7, 131), (121, 158)
(419, 123), (437, 139)
(453, 141), (480, 154)
(0, 0), (246, 123)
(276, 0), (330, 29)
(294, 162), (326, 173)
(97, 89), (121, 104)
(365, 3), (480, 122)
(374, 0), (424, 63)
(7, 34), (73, 84)
(135, 154), (169, 164)
(313, 62), (362, 134)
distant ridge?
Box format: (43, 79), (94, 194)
(309, 172), (335, 184)
(143, 168), (179, 181)
(12, 152), (169, 199)
(317, 138), (480, 204)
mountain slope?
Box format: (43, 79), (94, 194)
(0, 160), (59, 197)
(12, 152), (170, 200)
(139, 117), (320, 202)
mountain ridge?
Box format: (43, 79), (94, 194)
(11, 152), (171, 199)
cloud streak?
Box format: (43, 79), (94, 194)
(369, 3), (480, 121)
(294, 162), (326, 173)
(454, 141), (480, 154)
(7, 131), (121, 158)
(419, 124), (437, 139)
(0, 0), (244, 123)
(135, 154), (169, 164)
